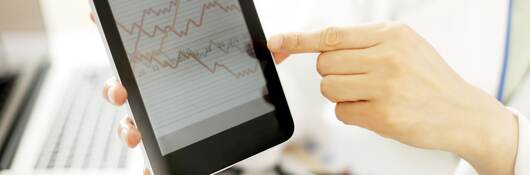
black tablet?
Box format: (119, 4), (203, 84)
(90, 0), (294, 174)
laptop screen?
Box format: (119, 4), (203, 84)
(0, 0), (49, 169)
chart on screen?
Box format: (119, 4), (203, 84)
(108, 0), (268, 138)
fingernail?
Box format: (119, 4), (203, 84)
(268, 35), (284, 51)
(119, 127), (128, 144)
(90, 12), (96, 23)
(104, 78), (118, 103)
(107, 85), (117, 105)
(127, 129), (141, 148)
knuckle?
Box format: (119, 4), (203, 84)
(320, 77), (337, 102)
(363, 104), (402, 138)
(378, 106), (406, 134)
(387, 58), (403, 72)
(385, 22), (413, 38)
(378, 51), (404, 77)
(381, 49), (401, 60)
(376, 80), (393, 98)
(391, 22), (412, 30)
(390, 22), (412, 32)
(380, 75), (401, 98)
(379, 51), (396, 64)
(376, 43), (403, 60)
(321, 77), (342, 102)
(316, 53), (330, 76)
(334, 103), (349, 123)
(284, 32), (302, 50)
(320, 27), (343, 48)
(385, 61), (404, 80)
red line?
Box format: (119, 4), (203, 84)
(129, 37), (244, 65)
(116, 0), (241, 52)
(131, 51), (258, 79)
(117, 0), (252, 78)
(187, 54), (259, 79)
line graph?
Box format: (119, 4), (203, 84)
(116, 0), (241, 52)
(108, 0), (272, 154)
(114, 0), (252, 78)
(129, 35), (259, 78)
(160, 53), (259, 79)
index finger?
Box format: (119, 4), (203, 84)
(267, 23), (387, 54)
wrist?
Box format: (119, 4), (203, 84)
(453, 93), (518, 175)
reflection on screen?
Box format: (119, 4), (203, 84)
(108, 0), (274, 155)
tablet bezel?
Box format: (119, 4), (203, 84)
(91, 0), (294, 174)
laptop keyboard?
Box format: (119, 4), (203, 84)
(34, 70), (129, 170)
(0, 74), (17, 116)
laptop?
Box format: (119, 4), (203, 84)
(1, 65), (135, 175)
(0, 0), (135, 174)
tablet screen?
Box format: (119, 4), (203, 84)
(107, 0), (274, 155)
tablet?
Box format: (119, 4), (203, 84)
(90, 0), (294, 174)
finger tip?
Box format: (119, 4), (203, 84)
(144, 168), (151, 175)
(90, 12), (96, 23)
(267, 35), (284, 52)
(108, 84), (127, 105)
(115, 87), (128, 105)
(126, 140), (138, 148)
(118, 116), (140, 148)
(107, 86), (118, 105)
(126, 129), (141, 148)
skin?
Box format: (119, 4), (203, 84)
(100, 22), (518, 175)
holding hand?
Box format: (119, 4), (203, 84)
(102, 78), (150, 175)
(268, 22), (518, 175)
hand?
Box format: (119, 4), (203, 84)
(268, 22), (518, 175)
(92, 9), (150, 174)
(102, 78), (151, 175)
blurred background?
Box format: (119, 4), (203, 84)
(0, 0), (529, 174)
